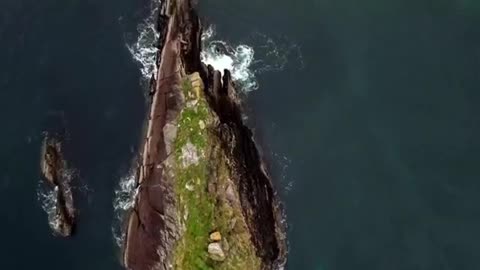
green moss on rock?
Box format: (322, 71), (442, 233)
(172, 73), (260, 270)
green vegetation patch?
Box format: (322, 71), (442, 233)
(173, 75), (214, 270)
(172, 74), (260, 270)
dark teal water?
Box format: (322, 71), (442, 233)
(2, 0), (480, 269)
(0, 0), (148, 268)
(201, 1), (480, 269)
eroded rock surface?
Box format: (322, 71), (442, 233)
(123, 0), (286, 269)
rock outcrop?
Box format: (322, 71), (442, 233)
(123, 0), (286, 269)
(208, 242), (226, 262)
(40, 135), (75, 237)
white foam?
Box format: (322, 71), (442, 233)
(201, 26), (304, 93)
(37, 185), (60, 232)
(112, 169), (138, 247)
(201, 26), (258, 91)
(127, 2), (161, 80)
(113, 171), (138, 212)
(127, 2), (303, 92)
(37, 167), (76, 235)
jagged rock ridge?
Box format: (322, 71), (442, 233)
(123, 0), (286, 269)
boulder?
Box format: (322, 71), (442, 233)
(209, 231), (222, 242)
(208, 242), (226, 261)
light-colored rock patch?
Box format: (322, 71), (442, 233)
(208, 242), (226, 261)
(180, 141), (200, 167)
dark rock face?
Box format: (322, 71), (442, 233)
(40, 135), (75, 237)
(202, 67), (287, 269)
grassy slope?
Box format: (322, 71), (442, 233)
(172, 74), (260, 270)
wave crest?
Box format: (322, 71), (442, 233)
(37, 168), (76, 234)
(37, 185), (60, 231)
(201, 26), (258, 91)
(112, 169), (138, 247)
(127, 2), (160, 81)
(201, 26), (304, 92)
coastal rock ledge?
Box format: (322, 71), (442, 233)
(123, 0), (287, 269)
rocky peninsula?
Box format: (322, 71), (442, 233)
(123, 0), (286, 269)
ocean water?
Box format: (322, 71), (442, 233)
(200, 0), (480, 270)
(2, 0), (480, 269)
(0, 0), (148, 268)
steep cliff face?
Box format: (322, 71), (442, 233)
(201, 67), (287, 269)
(123, 0), (286, 269)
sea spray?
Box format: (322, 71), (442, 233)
(112, 169), (138, 247)
(127, 0), (161, 81)
(37, 167), (76, 235)
(201, 26), (304, 93)
(128, 6), (301, 93)
(37, 185), (60, 232)
(201, 26), (258, 91)
(202, 27), (301, 193)
(119, 0), (161, 248)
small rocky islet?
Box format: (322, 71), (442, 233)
(38, 0), (286, 269)
(39, 134), (75, 237)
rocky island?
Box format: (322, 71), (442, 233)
(123, 0), (287, 269)
(40, 134), (75, 237)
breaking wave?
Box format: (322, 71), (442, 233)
(112, 169), (138, 247)
(37, 185), (60, 232)
(201, 26), (304, 92)
(127, 1), (161, 81)
(201, 26), (258, 91)
(37, 168), (75, 234)
(127, 1), (303, 93)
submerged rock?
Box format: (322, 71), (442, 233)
(40, 135), (75, 237)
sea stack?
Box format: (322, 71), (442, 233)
(40, 134), (75, 237)
(123, 0), (286, 269)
